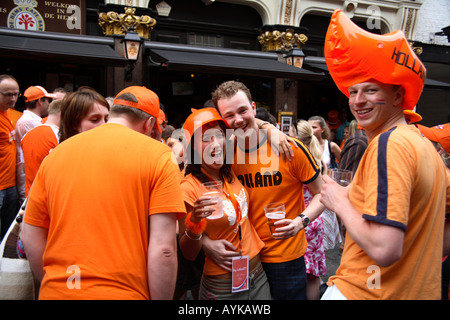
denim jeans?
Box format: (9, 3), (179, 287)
(261, 256), (307, 300)
(0, 186), (18, 241)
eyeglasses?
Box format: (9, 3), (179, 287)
(0, 92), (21, 98)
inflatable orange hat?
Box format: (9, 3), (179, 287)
(324, 9), (426, 110)
(403, 106), (422, 123)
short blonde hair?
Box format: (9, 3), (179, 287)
(47, 99), (63, 115)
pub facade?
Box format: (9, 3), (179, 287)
(1, 0), (448, 127)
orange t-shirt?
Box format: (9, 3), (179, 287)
(328, 124), (450, 299)
(181, 172), (264, 276)
(0, 110), (16, 190)
(24, 123), (186, 300)
(6, 108), (22, 127)
(232, 136), (320, 263)
(21, 124), (59, 197)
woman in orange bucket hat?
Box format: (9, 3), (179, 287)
(178, 108), (271, 300)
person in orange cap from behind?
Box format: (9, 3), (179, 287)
(21, 86), (186, 300)
(320, 9), (450, 300)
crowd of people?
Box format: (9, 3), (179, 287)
(0, 9), (449, 300)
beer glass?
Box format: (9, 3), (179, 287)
(264, 202), (286, 236)
(201, 181), (223, 219)
(329, 169), (353, 186)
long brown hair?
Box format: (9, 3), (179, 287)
(59, 89), (109, 143)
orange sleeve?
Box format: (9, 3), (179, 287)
(180, 176), (200, 208)
(148, 151), (187, 220)
(23, 157), (50, 228)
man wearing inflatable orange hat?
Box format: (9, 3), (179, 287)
(320, 9), (450, 300)
(22, 86), (186, 299)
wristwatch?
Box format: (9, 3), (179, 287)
(299, 214), (310, 228)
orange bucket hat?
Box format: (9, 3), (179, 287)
(113, 86), (161, 133)
(183, 108), (230, 148)
(324, 9), (426, 110)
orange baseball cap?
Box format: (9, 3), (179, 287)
(158, 109), (166, 125)
(183, 108), (230, 148)
(23, 86), (56, 102)
(416, 123), (450, 153)
(113, 86), (161, 133)
(324, 9), (426, 110)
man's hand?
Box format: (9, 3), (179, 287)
(263, 126), (297, 161)
(272, 217), (303, 240)
(202, 236), (240, 272)
(320, 174), (350, 214)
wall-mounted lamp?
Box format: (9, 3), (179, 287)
(283, 44), (305, 69)
(122, 26), (143, 81)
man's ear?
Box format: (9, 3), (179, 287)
(143, 116), (156, 135)
(393, 86), (405, 108)
(251, 101), (257, 115)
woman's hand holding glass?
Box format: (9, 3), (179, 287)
(190, 196), (218, 223)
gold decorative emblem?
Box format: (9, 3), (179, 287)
(99, 6), (156, 39)
(258, 28), (308, 52)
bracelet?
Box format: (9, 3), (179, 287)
(184, 229), (202, 241)
(184, 212), (207, 235)
(258, 121), (270, 129)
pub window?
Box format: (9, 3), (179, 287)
(188, 33), (223, 48)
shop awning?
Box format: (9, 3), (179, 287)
(146, 42), (325, 80)
(0, 28), (126, 66)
